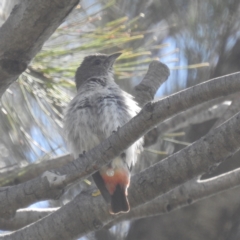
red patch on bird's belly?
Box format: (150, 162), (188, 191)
(101, 169), (130, 195)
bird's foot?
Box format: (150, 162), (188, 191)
(92, 189), (101, 197)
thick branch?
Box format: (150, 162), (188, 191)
(0, 0), (79, 97)
(133, 60), (170, 105)
(0, 71), (240, 219)
(157, 93), (239, 140)
(0, 208), (57, 231)
(212, 93), (240, 128)
(0, 154), (73, 187)
(157, 97), (231, 137)
(145, 98), (227, 146)
(57, 71), (240, 178)
(114, 167), (240, 223)
(3, 109), (240, 240)
(4, 166), (240, 231)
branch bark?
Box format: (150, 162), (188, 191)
(1, 71), (240, 219)
(0, 208), (57, 231)
(212, 93), (240, 128)
(112, 167), (240, 223)
(4, 166), (240, 231)
(156, 98), (230, 137)
(0, 0), (79, 97)
(133, 60), (170, 105)
(3, 107), (240, 239)
(0, 154), (73, 187)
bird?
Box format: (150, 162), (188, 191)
(64, 53), (142, 214)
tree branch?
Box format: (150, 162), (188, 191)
(0, 0), (79, 97)
(4, 166), (240, 231)
(212, 93), (240, 128)
(0, 61), (169, 187)
(156, 98), (229, 137)
(0, 154), (73, 187)
(3, 107), (240, 239)
(0, 208), (58, 231)
(133, 60), (170, 105)
(1, 71), (240, 219)
(111, 167), (240, 223)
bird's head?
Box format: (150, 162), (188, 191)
(75, 53), (121, 90)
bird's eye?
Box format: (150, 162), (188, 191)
(93, 59), (101, 65)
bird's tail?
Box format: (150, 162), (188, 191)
(110, 184), (130, 214)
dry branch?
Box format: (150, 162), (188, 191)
(0, 0), (79, 97)
(134, 60), (170, 105)
(0, 154), (73, 187)
(3, 106), (240, 239)
(5, 166), (240, 231)
(212, 93), (240, 128)
(0, 208), (57, 231)
(0, 71), (240, 219)
(113, 167), (240, 223)
(156, 98), (229, 137)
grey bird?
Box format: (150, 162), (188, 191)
(64, 53), (142, 214)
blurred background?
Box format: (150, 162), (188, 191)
(0, 0), (240, 239)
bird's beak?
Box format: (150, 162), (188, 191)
(106, 52), (122, 68)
